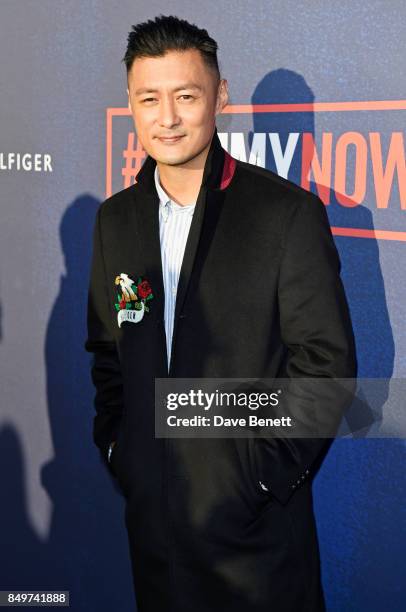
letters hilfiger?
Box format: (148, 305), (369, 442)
(114, 273), (154, 328)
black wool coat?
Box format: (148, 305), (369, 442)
(84, 127), (357, 612)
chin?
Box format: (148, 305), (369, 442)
(153, 148), (195, 166)
(157, 156), (191, 166)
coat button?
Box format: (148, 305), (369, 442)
(291, 484), (296, 489)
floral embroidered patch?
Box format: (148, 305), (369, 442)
(114, 273), (154, 328)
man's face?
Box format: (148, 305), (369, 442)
(127, 48), (228, 166)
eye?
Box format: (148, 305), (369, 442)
(142, 97), (156, 103)
(179, 95), (193, 100)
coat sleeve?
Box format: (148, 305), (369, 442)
(84, 205), (124, 470)
(254, 193), (357, 505)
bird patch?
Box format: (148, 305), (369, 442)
(114, 273), (154, 328)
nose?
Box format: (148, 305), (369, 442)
(157, 95), (180, 129)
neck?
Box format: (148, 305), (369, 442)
(156, 138), (212, 206)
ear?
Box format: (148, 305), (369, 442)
(215, 79), (229, 115)
(127, 88), (132, 113)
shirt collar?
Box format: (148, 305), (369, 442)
(154, 164), (171, 209)
(154, 164), (196, 219)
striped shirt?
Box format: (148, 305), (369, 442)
(154, 164), (196, 370)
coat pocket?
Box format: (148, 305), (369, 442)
(110, 440), (120, 476)
(248, 436), (272, 498)
(110, 427), (129, 496)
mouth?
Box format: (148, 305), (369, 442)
(157, 135), (185, 144)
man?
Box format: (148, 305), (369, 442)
(84, 14), (356, 612)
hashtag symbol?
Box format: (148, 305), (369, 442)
(122, 132), (147, 188)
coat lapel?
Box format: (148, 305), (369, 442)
(129, 157), (164, 328)
(173, 131), (225, 321)
(135, 194), (165, 324)
(130, 127), (237, 373)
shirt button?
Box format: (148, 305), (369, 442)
(172, 286), (176, 296)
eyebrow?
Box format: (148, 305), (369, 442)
(134, 83), (203, 96)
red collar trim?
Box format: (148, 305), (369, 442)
(220, 150), (237, 190)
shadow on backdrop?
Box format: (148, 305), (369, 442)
(247, 68), (404, 611)
(0, 195), (135, 612)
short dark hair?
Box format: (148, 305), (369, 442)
(122, 14), (220, 84)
